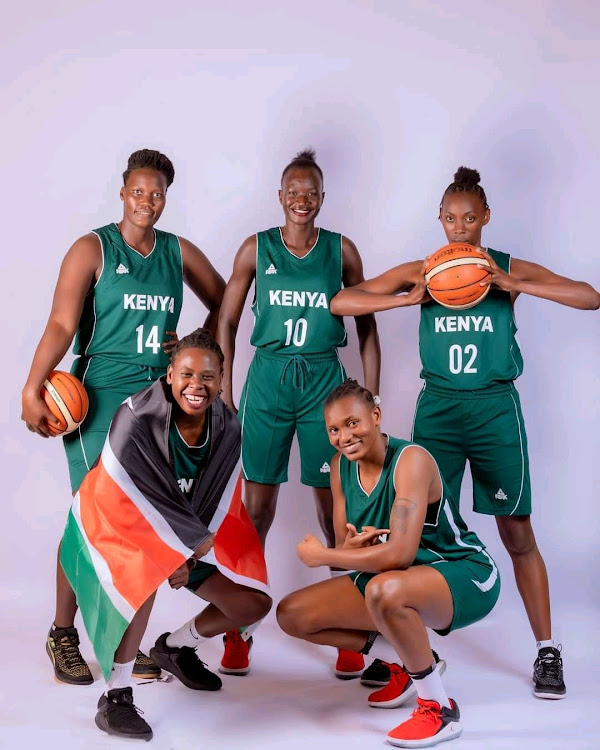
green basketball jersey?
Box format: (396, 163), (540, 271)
(73, 223), (183, 367)
(168, 415), (211, 496)
(250, 228), (347, 354)
(339, 437), (489, 565)
(419, 248), (523, 389)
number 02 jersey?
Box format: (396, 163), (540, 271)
(73, 223), (183, 367)
(419, 248), (524, 390)
(250, 228), (347, 354)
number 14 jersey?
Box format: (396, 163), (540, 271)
(250, 227), (347, 354)
(73, 223), (183, 367)
(419, 248), (523, 390)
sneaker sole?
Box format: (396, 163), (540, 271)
(46, 642), (94, 686)
(532, 677), (566, 699)
(386, 721), (462, 747)
(361, 676), (391, 687)
(219, 665), (251, 675)
(149, 648), (222, 691)
(95, 712), (153, 741)
(335, 668), (364, 679)
(133, 670), (162, 680)
(369, 661), (446, 709)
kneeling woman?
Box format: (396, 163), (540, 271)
(277, 380), (499, 748)
(61, 329), (271, 741)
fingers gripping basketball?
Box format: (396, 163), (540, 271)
(41, 371), (89, 436)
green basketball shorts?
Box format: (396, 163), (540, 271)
(238, 348), (346, 487)
(411, 382), (532, 516)
(63, 356), (165, 492)
(350, 551), (500, 634)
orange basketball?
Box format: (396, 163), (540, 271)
(41, 371), (89, 436)
(425, 243), (491, 310)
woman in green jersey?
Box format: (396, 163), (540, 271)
(21, 149), (225, 686)
(330, 166), (600, 700)
(217, 149), (380, 677)
(278, 380), (499, 748)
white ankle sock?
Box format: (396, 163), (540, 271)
(166, 617), (209, 649)
(409, 662), (451, 709)
(365, 634), (400, 665)
(106, 658), (135, 691)
(536, 639), (555, 650)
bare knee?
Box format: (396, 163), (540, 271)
(365, 572), (410, 619)
(277, 592), (316, 638)
(497, 516), (538, 557)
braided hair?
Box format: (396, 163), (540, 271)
(170, 328), (224, 371)
(324, 378), (376, 410)
(281, 147), (324, 185)
(440, 166), (489, 211)
(123, 149), (175, 189)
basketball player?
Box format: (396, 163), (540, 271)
(278, 380), (500, 747)
(216, 149), (380, 677)
(60, 329), (270, 740)
(21, 149), (225, 685)
(330, 166), (600, 699)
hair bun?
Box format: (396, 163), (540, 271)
(294, 147), (317, 163)
(454, 166), (481, 185)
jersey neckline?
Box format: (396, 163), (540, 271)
(278, 227), (321, 260)
(113, 223), (157, 259)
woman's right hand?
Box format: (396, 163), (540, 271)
(21, 388), (60, 438)
(193, 533), (215, 560)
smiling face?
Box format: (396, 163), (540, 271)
(325, 394), (382, 462)
(167, 347), (223, 420)
(439, 191), (490, 246)
(278, 166), (324, 226)
(120, 168), (168, 230)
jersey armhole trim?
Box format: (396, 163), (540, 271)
(91, 230), (105, 289)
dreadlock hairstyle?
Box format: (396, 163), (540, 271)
(281, 147), (324, 185)
(123, 149), (175, 189)
(324, 378), (376, 411)
(170, 328), (224, 371)
(440, 166), (489, 212)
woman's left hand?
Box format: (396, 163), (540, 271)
(477, 248), (516, 292)
(168, 559), (193, 589)
(297, 534), (326, 567)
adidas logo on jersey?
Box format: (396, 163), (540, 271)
(116, 263), (129, 274)
(265, 264), (278, 275)
(319, 462), (330, 474)
(495, 488), (508, 501)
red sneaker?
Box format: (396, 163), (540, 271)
(368, 663), (417, 708)
(386, 698), (462, 748)
(219, 630), (252, 675)
(335, 649), (365, 679)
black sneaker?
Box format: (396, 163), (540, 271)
(149, 633), (222, 691)
(95, 687), (152, 741)
(133, 650), (161, 680)
(46, 625), (93, 685)
(533, 645), (566, 699)
(361, 659), (391, 687)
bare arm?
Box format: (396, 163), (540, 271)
(481, 252), (600, 310)
(341, 237), (381, 394)
(21, 234), (102, 437)
(215, 236), (257, 411)
(179, 237), (226, 336)
(330, 259), (429, 316)
(299, 447), (435, 572)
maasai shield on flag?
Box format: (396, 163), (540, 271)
(60, 383), (268, 679)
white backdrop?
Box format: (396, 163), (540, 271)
(2, 0), (599, 692)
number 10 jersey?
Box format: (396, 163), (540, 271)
(250, 227), (347, 354)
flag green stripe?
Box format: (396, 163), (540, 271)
(60, 510), (129, 679)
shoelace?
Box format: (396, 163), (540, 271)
(108, 692), (145, 718)
(57, 633), (85, 669)
(408, 702), (441, 726)
(179, 646), (210, 670)
(537, 653), (562, 678)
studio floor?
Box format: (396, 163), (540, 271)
(1, 597), (598, 750)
